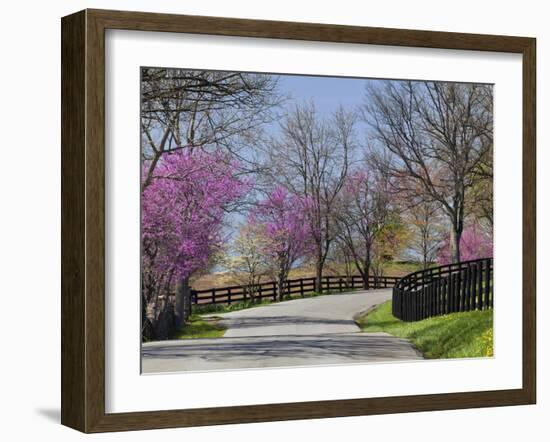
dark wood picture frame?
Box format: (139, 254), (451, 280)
(61, 8), (536, 433)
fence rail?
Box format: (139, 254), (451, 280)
(191, 274), (400, 306)
(392, 258), (493, 322)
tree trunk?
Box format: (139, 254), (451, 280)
(141, 292), (155, 342)
(246, 283), (255, 304)
(450, 223), (463, 263)
(361, 273), (369, 290)
(422, 233), (429, 269)
(154, 302), (176, 340)
(277, 275), (285, 302)
(315, 250), (324, 293)
(175, 277), (192, 328)
(364, 260), (371, 290)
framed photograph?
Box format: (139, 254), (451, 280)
(61, 9), (536, 433)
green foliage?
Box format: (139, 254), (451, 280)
(357, 301), (493, 359)
(173, 315), (227, 340)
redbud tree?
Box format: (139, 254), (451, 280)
(141, 149), (249, 311)
(437, 222), (493, 265)
(249, 186), (315, 300)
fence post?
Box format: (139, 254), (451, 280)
(477, 260), (483, 310)
(489, 261), (494, 309)
(445, 277), (451, 314)
(484, 258), (491, 310)
(273, 282), (277, 301)
(419, 288), (424, 320)
(227, 288), (232, 305)
(448, 274), (454, 314)
(454, 270), (461, 312)
(417, 290), (422, 321)
(424, 287), (428, 319)
(408, 291), (412, 321)
(428, 283), (433, 318)
(473, 263), (479, 310)
(472, 263), (478, 310)
(428, 280), (433, 317)
(458, 268), (464, 312)
(435, 278), (440, 316)
(464, 265), (470, 310)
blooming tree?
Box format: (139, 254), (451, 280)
(437, 222), (493, 265)
(333, 169), (403, 289)
(365, 81), (493, 263)
(225, 223), (271, 303)
(406, 197), (446, 269)
(264, 104), (354, 293)
(249, 186), (315, 300)
(141, 149), (249, 330)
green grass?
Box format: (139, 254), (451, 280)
(382, 261), (426, 276)
(173, 315), (227, 340)
(357, 301), (493, 359)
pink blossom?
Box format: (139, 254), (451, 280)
(141, 149), (249, 281)
(249, 186), (315, 270)
(437, 223), (493, 264)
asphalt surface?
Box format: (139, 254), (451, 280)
(141, 289), (423, 374)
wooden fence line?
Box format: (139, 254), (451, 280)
(392, 258), (493, 322)
(190, 274), (401, 306)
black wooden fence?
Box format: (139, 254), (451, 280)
(191, 274), (400, 306)
(392, 257), (493, 322)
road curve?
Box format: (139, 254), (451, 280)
(211, 289), (394, 337)
(142, 289), (423, 373)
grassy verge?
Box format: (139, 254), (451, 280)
(173, 315), (227, 340)
(357, 301), (493, 359)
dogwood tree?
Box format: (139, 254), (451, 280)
(226, 223), (271, 303)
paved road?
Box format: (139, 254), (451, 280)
(210, 289), (393, 337)
(142, 289), (423, 374)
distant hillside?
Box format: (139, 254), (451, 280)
(190, 261), (423, 290)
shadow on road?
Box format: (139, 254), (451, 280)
(220, 315), (354, 329)
(142, 334), (419, 362)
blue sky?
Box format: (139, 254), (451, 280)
(216, 73), (375, 270)
(277, 74), (370, 116)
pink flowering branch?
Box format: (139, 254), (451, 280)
(249, 186), (315, 300)
(141, 149), (250, 284)
(437, 222), (493, 265)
